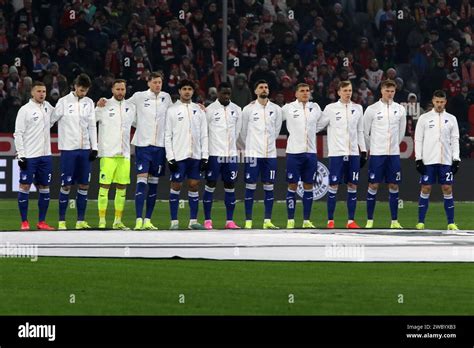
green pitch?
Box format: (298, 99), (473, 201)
(0, 199), (473, 315)
(0, 258), (473, 315)
(0, 199), (472, 230)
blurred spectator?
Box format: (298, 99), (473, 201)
(443, 71), (462, 97)
(43, 62), (68, 97)
(365, 58), (383, 92)
(231, 73), (252, 108)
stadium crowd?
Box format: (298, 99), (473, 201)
(0, 0), (473, 157)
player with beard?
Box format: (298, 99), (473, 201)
(240, 80), (283, 229)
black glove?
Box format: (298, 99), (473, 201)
(18, 157), (27, 171)
(359, 152), (367, 169)
(200, 158), (209, 172)
(89, 150), (98, 162)
(451, 160), (460, 175)
(416, 160), (426, 175)
(168, 159), (178, 172)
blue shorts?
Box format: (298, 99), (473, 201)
(206, 156), (238, 183)
(170, 158), (201, 182)
(329, 155), (360, 185)
(60, 150), (91, 186)
(20, 156), (52, 186)
(420, 164), (453, 185)
(244, 157), (277, 184)
(135, 145), (166, 177)
(368, 155), (401, 184)
(286, 153), (317, 183)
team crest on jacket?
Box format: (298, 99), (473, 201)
(297, 162), (329, 200)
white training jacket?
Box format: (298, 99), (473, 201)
(282, 100), (322, 154)
(129, 89), (172, 147)
(414, 109), (460, 165)
(206, 100), (242, 157)
(14, 99), (54, 158)
(164, 100), (209, 162)
(240, 100), (283, 158)
(50, 92), (98, 151)
(319, 100), (366, 156)
(95, 97), (136, 158)
(363, 99), (407, 155)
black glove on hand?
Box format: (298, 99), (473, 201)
(416, 160), (426, 175)
(18, 157), (27, 171)
(168, 159), (178, 172)
(200, 158), (209, 172)
(89, 150), (98, 162)
(360, 152), (367, 168)
(451, 160), (460, 175)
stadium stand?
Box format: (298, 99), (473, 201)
(0, 0), (473, 156)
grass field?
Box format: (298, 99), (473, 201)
(1, 199), (473, 315)
(0, 199), (472, 230)
(0, 258), (473, 315)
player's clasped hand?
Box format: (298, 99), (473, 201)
(360, 152), (367, 168)
(18, 157), (27, 171)
(168, 159), (178, 172)
(451, 160), (460, 175)
(416, 160), (426, 175)
(200, 159), (208, 172)
(89, 150), (98, 162)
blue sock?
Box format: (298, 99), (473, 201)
(389, 188), (399, 220)
(443, 194), (454, 224)
(145, 181), (158, 219)
(244, 184), (256, 220)
(76, 189), (88, 221)
(367, 188), (377, 220)
(38, 188), (50, 222)
(303, 189), (313, 220)
(418, 192), (430, 223)
(203, 185), (215, 220)
(169, 189), (180, 221)
(327, 187), (337, 220)
(135, 180), (147, 218)
(263, 184), (274, 219)
(58, 187), (69, 221)
(188, 191), (199, 220)
(224, 188), (236, 221)
(18, 190), (29, 222)
(347, 188), (357, 221)
(286, 189), (296, 220)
